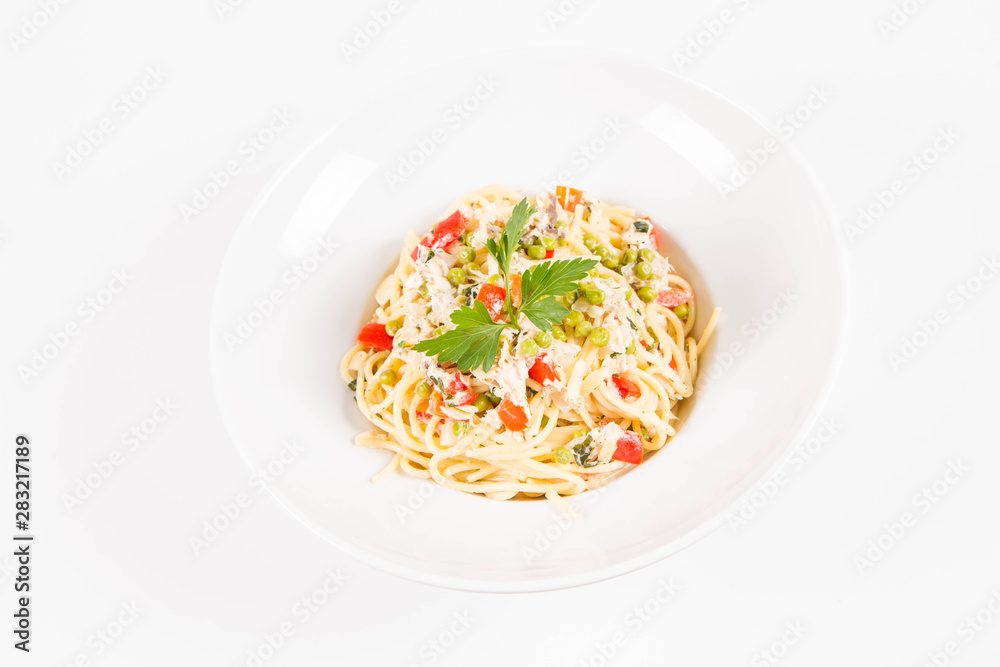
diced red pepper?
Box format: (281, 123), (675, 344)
(410, 210), (468, 259)
(415, 411), (432, 424)
(446, 373), (476, 406)
(556, 186), (584, 213)
(357, 323), (394, 351)
(497, 398), (529, 431)
(544, 249), (554, 259)
(607, 375), (640, 400)
(476, 283), (506, 321)
(669, 358), (677, 371)
(476, 275), (521, 321)
(428, 390), (445, 417)
(510, 273), (522, 308)
(429, 210), (467, 250)
(612, 431), (644, 464)
(656, 288), (692, 308)
(528, 357), (558, 387)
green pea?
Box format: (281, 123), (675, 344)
(460, 230), (473, 245)
(551, 325), (567, 342)
(379, 370), (397, 386)
(415, 381), (432, 398)
(575, 321), (593, 338)
(555, 219), (568, 229)
(595, 246), (610, 260)
(432, 327), (447, 337)
(626, 338), (636, 354)
(622, 248), (638, 265)
(602, 256), (619, 271)
(534, 332), (553, 348)
(488, 273), (503, 285)
(640, 248), (656, 263)
(572, 428), (589, 439)
(589, 327), (610, 347)
(452, 421), (470, 437)
(540, 236), (557, 250)
(673, 304), (689, 319)
(636, 261), (654, 280)
(585, 289), (605, 305)
(447, 267), (466, 286)
(487, 390), (502, 406)
(564, 290), (578, 304)
(527, 244), (546, 260)
(385, 318), (404, 336)
(463, 262), (478, 274)
(583, 233), (597, 251)
(564, 310), (584, 327)
(521, 339), (539, 358)
(457, 247), (476, 264)
(553, 447), (573, 465)
(557, 238), (567, 246)
(637, 286), (657, 303)
(472, 395), (491, 413)
(418, 284), (429, 299)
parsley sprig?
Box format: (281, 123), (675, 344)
(414, 198), (597, 372)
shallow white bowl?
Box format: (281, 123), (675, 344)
(209, 49), (847, 592)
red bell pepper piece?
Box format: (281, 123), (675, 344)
(528, 357), (558, 387)
(410, 210), (468, 259)
(428, 390), (445, 417)
(510, 273), (522, 308)
(446, 373), (476, 406)
(612, 431), (643, 464)
(607, 375), (640, 400)
(477, 274), (522, 321)
(497, 398), (529, 431)
(656, 288), (692, 308)
(357, 323), (394, 351)
(557, 186), (584, 213)
(544, 249), (554, 259)
(669, 358), (678, 371)
(476, 283), (506, 321)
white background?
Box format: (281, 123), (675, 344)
(2, 0), (999, 665)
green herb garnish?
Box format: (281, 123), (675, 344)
(572, 436), (598, 468)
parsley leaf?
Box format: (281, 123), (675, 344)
(413, 301), (512, 372)
(572, 436), (598, 467)
(518, 256), (596, 330)
(521, 255), (595, 309)
(486, 198), (535, 278)
(519, 296), (568, 331)
(487, 198), (536, 320)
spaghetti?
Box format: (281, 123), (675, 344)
(340, 185), (720, 500)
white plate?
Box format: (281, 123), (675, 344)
(209, 49), (847, 592)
